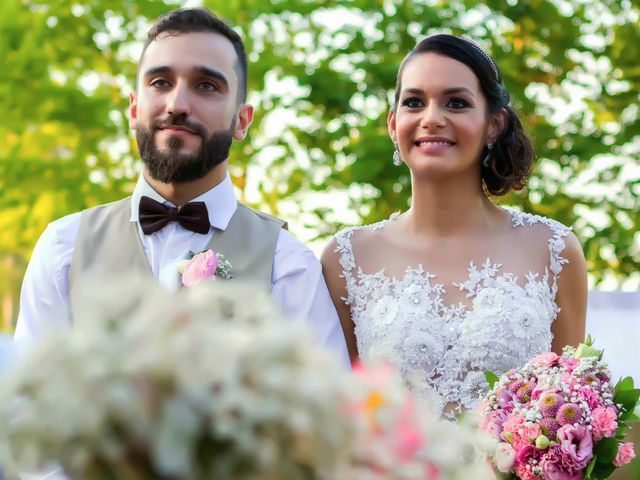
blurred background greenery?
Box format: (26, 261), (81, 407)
(0, 0), (639, 477)
(2, 0), (639, 309)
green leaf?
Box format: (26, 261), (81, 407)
(485, 371), (499, 389)
(592, 462), (616, 480)
(585, 455), (597, 479)
(614, 389), (640, 417)
(593, 438), (619, 464)
(615, 376), (635, 395)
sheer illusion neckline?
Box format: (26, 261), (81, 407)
(348, 208), (555, 312)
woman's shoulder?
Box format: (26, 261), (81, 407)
(503, 207), (584, 274)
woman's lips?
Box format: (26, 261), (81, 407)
(413, 139), (455, 154)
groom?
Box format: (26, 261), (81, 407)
(15, 8), (349, 367)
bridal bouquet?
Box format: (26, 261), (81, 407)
(479, 337), (639, 480)
(0, 277), (492, 480)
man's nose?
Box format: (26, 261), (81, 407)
(166, 82), (191, 116)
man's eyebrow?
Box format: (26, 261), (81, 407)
(142, 65), (229, 89)
(193, 66), (229, 88)
(142, 65), (173, 78)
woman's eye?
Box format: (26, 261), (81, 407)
(447, 97), (470, 109)
(401, 97), (424, 108)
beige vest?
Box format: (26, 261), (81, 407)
(69, 197), (285, 319)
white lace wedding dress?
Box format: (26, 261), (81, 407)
(334, 209), (570, 418)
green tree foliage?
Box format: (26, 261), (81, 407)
(1, 0), (639, 329)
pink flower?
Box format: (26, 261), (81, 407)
(515, 462), (541, 480)
(181, 250), (219, 287)
(559, 357), (579, 373)
(557, 424), (593, 470)
(531, 352), (559, 368)
(591, 406), (618, 441)
(523, 423), (542, 441)
(540, 417), (560, 440)
(613, 442), (636, 467)
(540, 447), (583, 480)
(539, 391), (564, 417)
(516, 382), (535, 402)
(556, 403), (583, 426)
(516, 444), (542, 464)
(578, 385), (603, 411)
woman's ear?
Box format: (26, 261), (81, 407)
(387, 109), (398, 144)
(488, 107), (508, 141)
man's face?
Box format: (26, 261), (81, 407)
(130, 31), (252, 183)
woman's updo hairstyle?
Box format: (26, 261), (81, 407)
(392, 34), (534, 195)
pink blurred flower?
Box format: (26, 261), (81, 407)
(391, 397), (424, 462)
(613, 442), (636, 467)
(182, 250), (219, 287)
(591, 406), (618, 441)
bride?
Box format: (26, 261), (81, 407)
(322, 34), (587, 418)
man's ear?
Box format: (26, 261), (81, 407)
(233, 104), (254, 141)
(387, 109), (398, 144)
(129, 92), (138, 130)
(488, 107), (508, 142)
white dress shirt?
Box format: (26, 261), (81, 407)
(15, 174), (349, 368)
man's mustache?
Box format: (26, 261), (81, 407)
(151, 114), (207, 138)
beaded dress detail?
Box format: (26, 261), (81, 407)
(335, 210), (570, 418)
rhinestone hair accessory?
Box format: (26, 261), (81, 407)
(458, 36), (500, 82)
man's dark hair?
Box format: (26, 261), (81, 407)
(140, 8), (248, 103)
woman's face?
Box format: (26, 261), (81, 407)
(389, 52), (501, 181)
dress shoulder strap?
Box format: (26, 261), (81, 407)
(510, 210), (571, 295)
(333, 226), (360, 306)
(333, 214), (399, 306)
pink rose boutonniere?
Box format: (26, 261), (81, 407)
(177, 250), (233, 287)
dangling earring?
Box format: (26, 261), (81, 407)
(393, 142), (402, 166)
(482, 142), (495, 168)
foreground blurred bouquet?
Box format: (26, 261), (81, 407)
(479, 336), (639, 480)
(0, 278), (492, 479)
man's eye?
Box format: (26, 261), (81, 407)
(150, 79), (171, 89)
(401, 97), (423, 108)
(198, 81), (217, 92)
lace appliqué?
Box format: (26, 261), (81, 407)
(334, 209), (570, 419)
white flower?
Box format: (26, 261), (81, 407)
(495, 442), (516, 472)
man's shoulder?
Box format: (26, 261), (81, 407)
(80, 197), (131, 218)
(236, 203), (287, 229)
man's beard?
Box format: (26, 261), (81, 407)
(136, 113), (235, 183)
